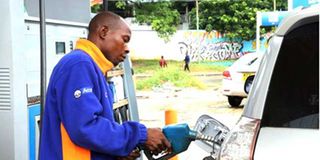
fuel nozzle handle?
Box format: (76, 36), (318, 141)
(144, 123), (215, 160)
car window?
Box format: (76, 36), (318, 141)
(261, 21), (319, 129)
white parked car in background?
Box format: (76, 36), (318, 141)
(195, 5), (319, 160)
(221, 52), (262, 107)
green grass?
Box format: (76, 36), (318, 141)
(132, 59), (233, 90)
(135, 67), (206, 90)
(132, 59), (233, 74)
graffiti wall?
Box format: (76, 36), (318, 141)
(129, 30), (266, 61)
(178, 31), (244, 61)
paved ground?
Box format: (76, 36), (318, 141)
(135, 74), (244, 160)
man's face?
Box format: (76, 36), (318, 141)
(101, 22), (131, 66)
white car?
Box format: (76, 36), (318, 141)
(221, 53), (262, 107)
(195, 5), (319, 160)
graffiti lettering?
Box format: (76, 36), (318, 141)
(178, 41), (243, 61)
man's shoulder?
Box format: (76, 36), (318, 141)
(59, 50), (93, 65)
(53, 50), (95, 74)
(63, 50), (91, 61)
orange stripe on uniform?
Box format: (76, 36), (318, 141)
(60, 123), (91, 160)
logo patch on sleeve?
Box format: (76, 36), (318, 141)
(74, 87), (93, 99)
(74, 90), (81, 98)
(82, 87), (93, 94)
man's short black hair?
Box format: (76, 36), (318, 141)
(88, 11), (121, 34)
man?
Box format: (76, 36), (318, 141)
(184, 53), (190, 71)
(159, 56), (167, 68)
(40, 11), (171, 160)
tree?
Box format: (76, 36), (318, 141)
(189, 0), (287, 41)
(134, 1), (180, 42)
(92, 0), (287, 42)
(91, 1), (134, 17)
(91, 1), (181, 42)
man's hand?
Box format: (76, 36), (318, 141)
(117, 148), (141, 160)
(144, 128), (172, 155)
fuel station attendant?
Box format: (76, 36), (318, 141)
(39, 11), (171, 160)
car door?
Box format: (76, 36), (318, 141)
(254, 16), (319, 160)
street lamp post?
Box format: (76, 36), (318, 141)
(103, 0), (108, 11)
(196, 0), (199, 30)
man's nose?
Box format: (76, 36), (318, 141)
(124, 45), (130, 54)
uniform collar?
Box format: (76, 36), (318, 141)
(75, 39), (113, 75)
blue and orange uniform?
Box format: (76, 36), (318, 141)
(39, 39), (147, 160)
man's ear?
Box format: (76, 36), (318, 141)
(99, 25), (109, 39)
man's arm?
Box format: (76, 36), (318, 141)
(55, 61), (147, 156)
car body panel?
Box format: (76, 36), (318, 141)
(221, 78), (248, 97)
(254, 127), (320, 160)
